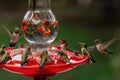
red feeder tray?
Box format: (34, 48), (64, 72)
(0, 46), (89, 80)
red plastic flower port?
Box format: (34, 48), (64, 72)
(22, 20), (28, 31)
(0, 46), (89, 80)
(22, 25), (28, 31)
(36, 26), (45, 33)
(43, 28), (51, 37)
(36, 27), (42, 32)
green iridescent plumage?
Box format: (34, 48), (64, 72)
(0, 44), (6, 56)
(58, 51), (70, 63)
(40, 50), (48, 68)
(80, 43), (95, 63)
(21, 46), (31, 66)
(0, 52), (11, 64)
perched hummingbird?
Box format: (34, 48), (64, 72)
(79, 43), (96, 63)
(0, 44), (6, 56)
(21, 46), (31, 66)
(0, 52), (11, 64)
(94, 38), (116, 54)
(2, 25), (23, 47)
(58, 51), (70, 64)
(39, 50), (48, 68)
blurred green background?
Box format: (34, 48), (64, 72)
(0, 0), (120, 80)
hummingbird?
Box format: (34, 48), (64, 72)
(0, 52), (11, 64)
(59, 39), (80, 56)
(79, 43), (96, 63)
(58, 51), (70, 64)
(2, 25), (23, 47)
(94, 38), (116, 54)
(59, 39), (74, 52)
(0, 44), (6, 56)
(21, 46), (32, 66)
(59, 39), (69, 50)
(39, 50), (49, 68)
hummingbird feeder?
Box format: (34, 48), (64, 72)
(0, 0), (90, 80)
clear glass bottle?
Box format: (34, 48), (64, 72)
(22, 0), (58, 51)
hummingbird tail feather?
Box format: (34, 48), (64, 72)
(39, 62), (45, 68)
(39, 64), (43, 68)
(90, 55), (96, 63)
(108, 51), (114, 55)
(90, 58), (96, 63)
(21, 61), (26, 66)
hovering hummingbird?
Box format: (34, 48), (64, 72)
(94, 38), (116, 54)
(59, 39), (74, 52)
(59, 39), (69, 50)
(0, 52), (11, 64)
(58, 51), (70, 64)
(39, 50), (49, 68)
(21, 46), (32, 66)
(79, 43), (96, 63)
(2, 25), (23, 47)
(0, 44), (6, 56)
(59, 39), (80, 56)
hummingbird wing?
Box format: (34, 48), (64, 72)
(83, 49), (90, 57)
(1, 53), (8, 61)
(102, 38), (117, 49)
(61, 54), (69, 63)
(21, 50), (29, 66)
(2, 25), (12, 37)
(0, 53), (10, 63)
(87, 46), (96, 52)
(40, 54), (47, 68)
(103, 49), (114, 54)
(59, 51), (69, 63)
(0, 48), (3, 54)
(63, 53), (69, 63)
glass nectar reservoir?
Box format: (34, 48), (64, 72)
(22, 0), (58, 50)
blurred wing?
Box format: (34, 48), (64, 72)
(87, 46), (95, 52)
(40, 54), (47, 67)
(102, 38), (117, 48)
(2, 25), (12, 37)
